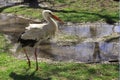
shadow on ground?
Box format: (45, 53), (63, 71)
(9, 71), (51, 80)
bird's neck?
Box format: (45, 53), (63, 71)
(46, 17), (58, 32)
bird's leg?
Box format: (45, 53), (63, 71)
(23, 49), (31, 68)
(34, 48), (38, 71)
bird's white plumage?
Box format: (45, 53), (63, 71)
(18, 10), (62, 48)
(16, 10), (63, 70)
(21, 24), (55, 41)
(20, 10), (59, 43)
(25, 23), (46, 30)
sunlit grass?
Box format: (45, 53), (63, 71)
(2, 6), (43, 20)
(1, 0), (119, 23)
(0, 53), (118, 80)
(0, 34), (7, 52)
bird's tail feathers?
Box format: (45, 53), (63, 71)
(15, 43), (22, 53)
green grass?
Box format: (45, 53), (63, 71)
(0, 34), (8, 52)
(0, 0), (119, 23)
(1, 6), (43, 19)
(0, 53), (118, 80)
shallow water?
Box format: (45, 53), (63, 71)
(0, 14), (119, 62)
(61, 23), (118, 38)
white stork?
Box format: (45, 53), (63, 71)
(16, 10), (63, 71)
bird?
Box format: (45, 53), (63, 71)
(16, 10), (63, 71)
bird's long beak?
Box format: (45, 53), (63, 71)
(51, 14), (64, 23)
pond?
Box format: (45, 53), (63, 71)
(0, 13), (120, 63)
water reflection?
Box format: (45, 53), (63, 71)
(62, 25), (91, 38)
(37, 42), (119, 62)
(0, 14), (119, 62)
(114, 25), (120, 33)
(99, 42), (119, 60)
(61, 23), (114, 38)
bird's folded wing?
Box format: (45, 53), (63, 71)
(21, 28), (45, 41)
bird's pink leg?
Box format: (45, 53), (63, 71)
(23, 49), (31, 68)
(34, 48), (38, 71)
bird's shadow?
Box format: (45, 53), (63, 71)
(9, 70), (51, 80)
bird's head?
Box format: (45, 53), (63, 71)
(42, 10), (64, 23)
